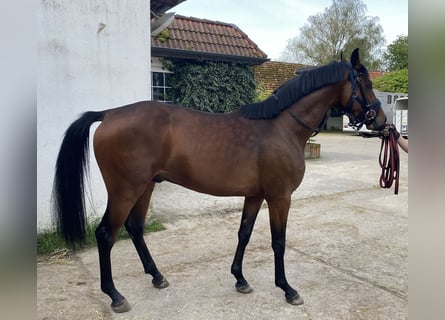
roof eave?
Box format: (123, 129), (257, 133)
(151, 0), (186, 18)
(152, 47), (269, 65)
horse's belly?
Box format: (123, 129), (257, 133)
(158, 165), (261, 197)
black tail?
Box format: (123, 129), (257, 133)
(52, 111), (104, 245)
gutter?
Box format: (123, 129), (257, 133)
(151, 47), (270, 65)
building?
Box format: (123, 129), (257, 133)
(37, 0), (184, 230)
(150, 15), (268, 103)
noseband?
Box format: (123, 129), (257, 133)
(345, 64), (381, 130)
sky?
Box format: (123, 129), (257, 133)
(172, 0), (408, 61)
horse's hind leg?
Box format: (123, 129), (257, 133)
(95, 197), (136, 313)
(267, 196), (304, 305)
(124, 183), (169, 289)
(231, 196), (263, 294)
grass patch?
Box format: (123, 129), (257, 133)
(37, 219), (165, 256)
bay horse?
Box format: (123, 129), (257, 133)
(52, 48), (386, 313)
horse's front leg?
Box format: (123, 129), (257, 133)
(231, 196), (263, 294)
(267, 196), (304, 305)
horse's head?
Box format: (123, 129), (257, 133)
(341, 48), (386, 131)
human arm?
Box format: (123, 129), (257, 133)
(397, 136), (408, 153)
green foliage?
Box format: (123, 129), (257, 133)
(372, 68), (408, 93)
(254, 82), (272, 102)
(383, 35), (408, 71)
(167, 60), (256, 113)
(280, 0), (385, 70)
(155, 29), (171, 43)
(37, 219), (165, 255)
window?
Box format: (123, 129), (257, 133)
(387, 95), (392, 105)
(151, 71), (172, 103)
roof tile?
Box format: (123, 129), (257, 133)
(151, 15), (268, 59)
(369, 71), (385, 80)
(254, 61), (310, 93)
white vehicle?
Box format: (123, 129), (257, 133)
(343, 90), (408, 133)
(393, 97), (408, 137)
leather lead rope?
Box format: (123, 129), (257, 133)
(379, 128), (400, 194)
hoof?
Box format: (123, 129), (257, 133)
(111, 298), (131, 313)
(153, 277), (169, 289)
(286, 294), (304, 306)
(236, 283), (254, 294)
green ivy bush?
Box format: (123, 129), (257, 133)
(167, 59), (257, 113)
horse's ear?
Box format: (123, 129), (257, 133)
(340, 52), (344, 61)
(351, 48), (360, 69)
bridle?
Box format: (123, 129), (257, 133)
(344, 63), (382, 131)
(286, 63), (382, 136)
(286, 63), (400, 194)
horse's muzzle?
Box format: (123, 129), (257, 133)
(366, 115), (387, 131)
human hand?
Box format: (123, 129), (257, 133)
(382, 124), (400, 139)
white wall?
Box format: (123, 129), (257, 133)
(37, 0), (151, 230)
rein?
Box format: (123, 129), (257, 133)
(357, 125), (400, 194)
(378, 125), (400, 194)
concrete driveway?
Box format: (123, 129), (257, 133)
(37, 131), (408, 320)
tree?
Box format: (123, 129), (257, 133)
(383, 35), (408, 71)
(280, 0), (385, 70)
(372, 69), (408, 93)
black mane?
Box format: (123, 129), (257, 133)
(240, 61), (348, 119)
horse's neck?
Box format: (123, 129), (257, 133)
(279, 85), (342, 142)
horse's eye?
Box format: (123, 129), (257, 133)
(367, 80), (373, 89)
